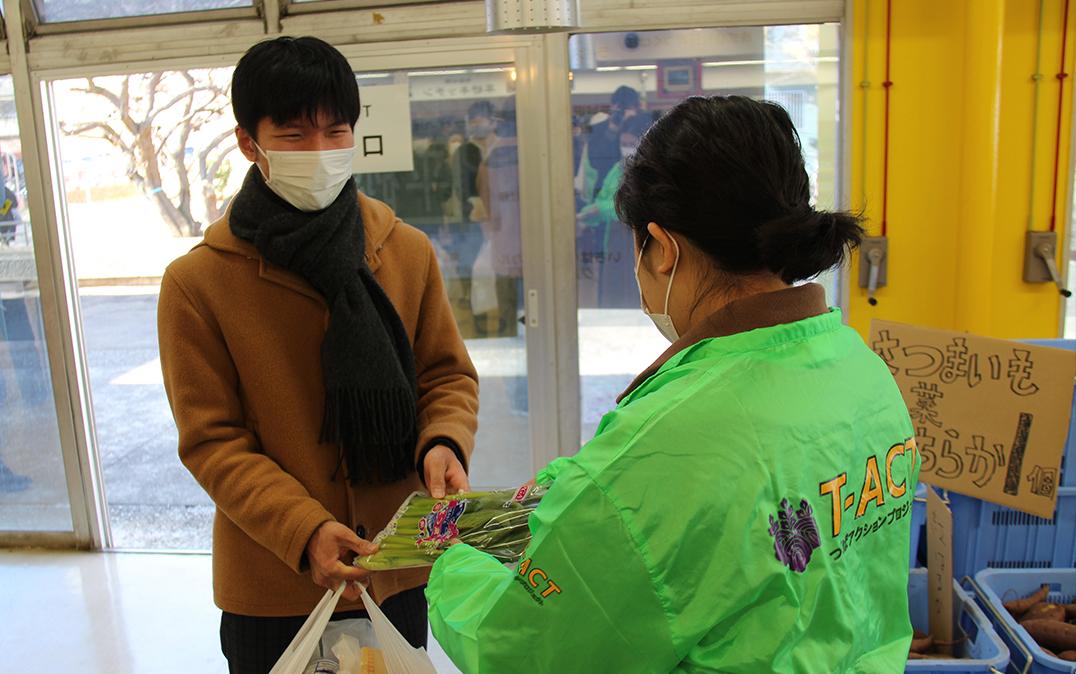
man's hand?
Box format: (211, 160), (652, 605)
(305, 521), (377, 602)
(423, 445), (470, 499)
(577, 204), (600, 224)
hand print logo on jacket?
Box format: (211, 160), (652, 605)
(768, 498), (822, 573)
(416, 499), (467, 548)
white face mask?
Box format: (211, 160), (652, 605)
(634, 234), (681, 342)
(620, 145), (636, 159)
(253, 141), (356, 212)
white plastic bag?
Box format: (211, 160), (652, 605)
(469, 239), (498, 316)
(270, 583), (435, 674)
(270, 583), (346, 674)
(305, 619), (379, 674)
(359, 584), (437, 674)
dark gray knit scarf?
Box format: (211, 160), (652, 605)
(229, 166), (417, 484)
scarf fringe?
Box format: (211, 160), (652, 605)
(321, 387), (417, 484)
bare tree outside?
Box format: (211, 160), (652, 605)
(33, 0), (249, 23)
(60, 69), (237, 238)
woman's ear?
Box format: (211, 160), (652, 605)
(646, 222), (679, 275)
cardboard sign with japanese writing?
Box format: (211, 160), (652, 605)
(352, 83), (414, 175)
(869, 320), (1076, 518)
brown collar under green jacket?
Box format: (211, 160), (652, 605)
(619, 283), (830, 403)
(158, 192), (479, 617)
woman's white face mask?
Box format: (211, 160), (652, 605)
(634, 234), (681, 342)
(253, 140), (356, 212)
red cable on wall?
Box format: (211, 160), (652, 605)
(881, 0), (893, 237)
(1050, 0), (1071, 232)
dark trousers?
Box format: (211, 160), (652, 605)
(220, 585), (428, 674)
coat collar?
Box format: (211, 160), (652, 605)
(617, 283), (830, 403)
(198, 191), (398, 304)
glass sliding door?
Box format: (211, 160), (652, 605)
(0, 74), (72, 534)
(351, 65), (532, 489)
(50, 68), (239, 548)
(568, 25), (841, 443)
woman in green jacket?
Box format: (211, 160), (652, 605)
(577, 113), (654, 309)
(427, 96), (919, 673)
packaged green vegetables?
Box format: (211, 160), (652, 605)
(355, 485), (547, 571)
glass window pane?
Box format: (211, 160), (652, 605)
(570, 25), (841, 444)
(1068, 267), (1076, 336)
(1068, 188), (1076, 337)
(353, 67), (531, 489)
(0, 74), (72, 533)
(35, 0), (250, 23)
(54, 68), (240, 548)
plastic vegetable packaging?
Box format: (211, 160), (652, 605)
(355, 485), (546, 571)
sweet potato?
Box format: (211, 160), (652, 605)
(1021, 603), (1067, 624)
(1006, 585), (1051, 617)
(1065, 604), (1076, 621)
(1059, 651), (1076, 662)
(1021, 619), (1076, 652)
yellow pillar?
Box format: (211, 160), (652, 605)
(955, 0), (1005, 334)
(847, 0), (1075, 339)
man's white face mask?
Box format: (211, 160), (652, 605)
(253, 140), (356, 212)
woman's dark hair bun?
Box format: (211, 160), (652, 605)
(614, 95), (865, 284)
(757, 208), (865, 284)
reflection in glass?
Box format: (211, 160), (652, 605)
(0, 75), (72, 533)
(354, 69), (530, 490)
(570, 26), (841, 443)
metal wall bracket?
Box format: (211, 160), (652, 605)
(1023, 231), (1072, 297)
(858, 236), (888, 306)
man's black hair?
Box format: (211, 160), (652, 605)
(467, 100), (496, 120)
(232, 36), (360, 139)
(611, 85), (641, 110)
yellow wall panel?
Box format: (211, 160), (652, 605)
(847, 0), (1074, 339)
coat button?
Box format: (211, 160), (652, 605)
(355, 525), (367, 540)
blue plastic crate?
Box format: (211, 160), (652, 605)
(973, 568), (1076, 674)
(1024, 339), (1076, 487)
(906, 569), (1009, 673)
(946, 488), (1076, 582)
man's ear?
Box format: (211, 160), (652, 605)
(236, 125), (258, 163)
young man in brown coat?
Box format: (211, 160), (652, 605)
(157, 36), (479, 673)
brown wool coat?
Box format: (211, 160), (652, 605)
(158, 192), (479, 617)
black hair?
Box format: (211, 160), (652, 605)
(611, 85), (641, 110)
(232, 36), (360, 140)
(412, 119), (436, 139)
(468, 100), (496, 120)
(615, 96), (863, 284)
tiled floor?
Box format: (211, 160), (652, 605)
(0, 549), (462, 674)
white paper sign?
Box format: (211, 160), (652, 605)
(353, 83), (414, 175)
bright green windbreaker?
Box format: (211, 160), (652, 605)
(428, 309), (920, 673)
